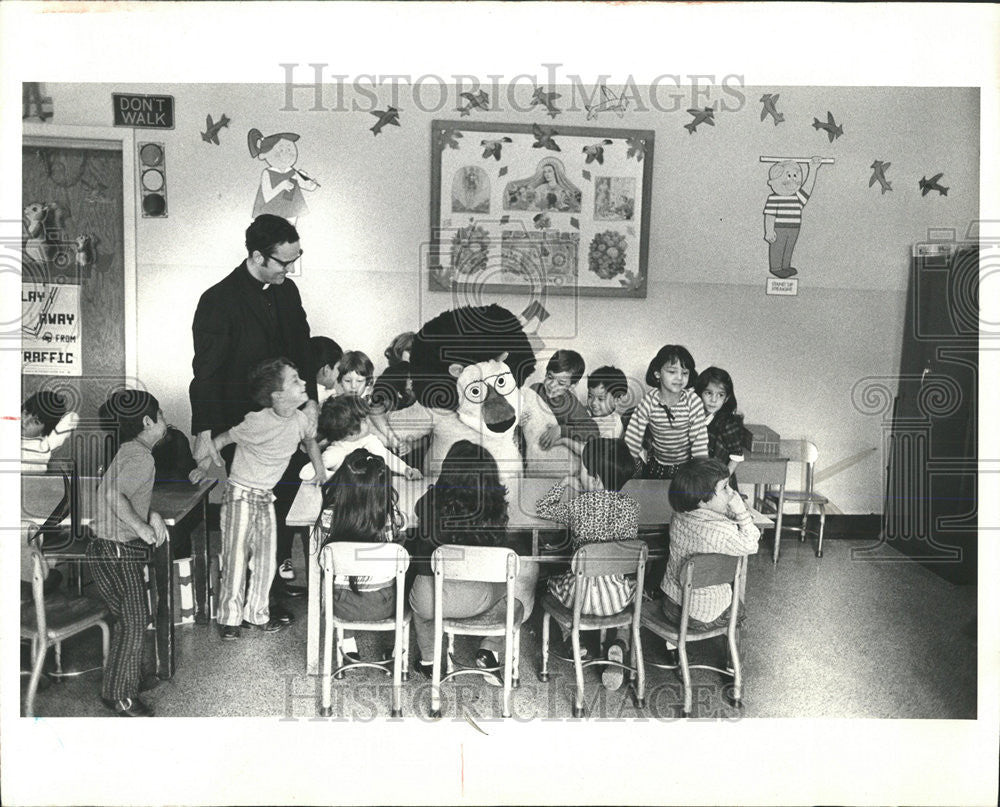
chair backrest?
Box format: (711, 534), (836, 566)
(320, 541), (410, 577)
(431, 544), (519, 583)
(680, 553), (746, 590)
(777, 439), (818, 492)
(21, 459), (80, 548)
(570, 540), (648, 579)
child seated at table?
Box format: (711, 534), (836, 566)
(317, 448), (405, 662)
(86, 389), (170, 717)
(300, 395), (422, 481)
(333, 350), (375, 402)
(535, 437), (639, 690)
(312, 335), (344, 407)
(21, 390), (79, 469)
(660, 458), (761, 656)
(408, 441), (538, 682)
(586, 365), (629, 440)
(208, 358), (325, 639)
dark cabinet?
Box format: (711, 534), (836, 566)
(882, 245), (978, 584)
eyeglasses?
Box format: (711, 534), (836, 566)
(265, 250), (302, 270)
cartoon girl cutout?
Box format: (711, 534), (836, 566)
(247, 128), (318, 224)
(504, 157), (582, 213)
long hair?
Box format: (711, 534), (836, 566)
(694, 366), (739, 420)
(423, 440), (508, 547)
(317, 448), (403, 592)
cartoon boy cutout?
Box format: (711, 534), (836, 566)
(763, 156), (823, 279)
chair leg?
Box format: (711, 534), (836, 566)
(538, 612), (551, 682)
(512, 628), (521, 689)
(679, 641), (693, 717)
(400, 622), (411, 683)
(430, 628), (443, 718)
(391, 633), (403, 718)
(817, 506), (826, 558)
(320, 619), (335, 716)
(25, 640), (48, 718)
(571, 627), (585, 718)
(334, 626), (345, 680)
(502, 632), (514, 718)
(446, 634), (455, 675)
(54, 642), (63, 676)
(632, 620), (645, 709)
(725, 629), (743, 709)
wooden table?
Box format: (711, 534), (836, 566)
(287, 475), (771, 674)
(739, 453), (789, 564)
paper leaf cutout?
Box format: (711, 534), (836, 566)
(569, 217), (580, 230)
(582, 170), (591, 181)
(625, 137), (646, 161)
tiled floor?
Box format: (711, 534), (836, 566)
(21, 537), (977, 721)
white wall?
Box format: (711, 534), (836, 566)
(39, 82), (980, 513)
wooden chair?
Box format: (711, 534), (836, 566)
(762, 439), (828, 557)
(20, 539), (110, 717)
(429, 545), (521, 719)
(318, 542), (411, 718)
(538, 540), (648, 717)
(641, 553), (747, 717)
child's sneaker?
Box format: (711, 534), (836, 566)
(279, 559), (295, 581)
(475, 649), (503, 687)
(602, 639), (626, 691)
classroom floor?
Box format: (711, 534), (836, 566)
(21, 536), (977, 721)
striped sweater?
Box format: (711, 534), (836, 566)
(763, 189), (809, 227)
(623, 388), (708, 466)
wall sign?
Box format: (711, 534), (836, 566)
(113, 93), (175, 129)
(22, 283), (81, 376)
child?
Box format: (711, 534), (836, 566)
(209, 358), (325, 639)
(408, 441), (538, 681)
(371, 331), (416, 416)
(660, 458), (761, 646)
(312, 335), (344, 406)
(21, 391), (79, 469)
(763, 156), (824, 279)
(585, 365), (629, 440)
(334, 351), (375, 402)
(531, 350), (600, 450)
(300, 395), (422, 481)
(317, 448), (405, 662)
(694, 367), (746, 490)
(85, 389), (169, 717)
(624, 345), (707, 479)
(535, 438), (639, 691)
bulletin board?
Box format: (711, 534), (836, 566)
(21, 124), (137, 473)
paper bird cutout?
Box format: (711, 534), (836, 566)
(585, 85), (629, 120)
(582, 139), (614, 165)
(919, 173), (949, 197)
(869, 160), (892, 194)
(457, 90), (490, 117)
(530, 87), (562, 119)
(437, 127), (463, 151)
(533, 213), (551, 230)
(521, 300), (551, 324)
(625, 136), (646, 161)
(684, 107), (715, 134)
(370, 107), (400, 136)
(812, 111), (843, 142)
(201, 114), (231, 145)
(759, 94), (784, 125)
(480, 137), (512, 160)
(498, 165), (508, 177)
(532, 123), (560, 151)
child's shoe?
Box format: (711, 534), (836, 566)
(101, 696), (154, 717)
(279, 559), (295, 581)
(475, 649), (503, 687)
(602, 639), (627, 691)
(219, 625), (241, 640)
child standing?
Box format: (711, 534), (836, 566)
(209, 358), (325, 639)
(531, 350), (600, 451)
(317, 449), (405, 662)
(312, 336), (344, 407)
(535, 438), (639, 690)
(624, 345), (708, 479)
(21, 391), (79, 469)
(86, 389), (169, 717)
(585, 365), (629, 440)
(694, 367), (747, 490)
(300, 395), (422, 481)
(660, 458), (760, 640)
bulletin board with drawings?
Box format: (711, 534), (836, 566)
(22, 126), (137, 477)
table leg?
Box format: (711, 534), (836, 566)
(152, 536), (175, 679)
(192, 495), (211, 624)
(772, 485), (786, 565)
(306, 526), (320, 676)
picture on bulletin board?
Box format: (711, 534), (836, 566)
(428, 121), (653, 298)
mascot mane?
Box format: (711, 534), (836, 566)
(409, 304), (536, 410)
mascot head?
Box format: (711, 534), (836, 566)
(409, 304), (536, 440)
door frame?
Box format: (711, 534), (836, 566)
(23, 122), (137, 382)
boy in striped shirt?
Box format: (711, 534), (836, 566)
(763, 156), (824, 279)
